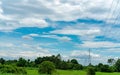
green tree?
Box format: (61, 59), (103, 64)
(108, 58), (115, 66)
(96, 63), (103, 71)
(100, 65), (111, 72)
(59, 61), (68, 70)
(73, 64), (83, 70)
(0, 58), (5, 65)
(55, 54), (61, 69)
(115, 59), (120, 72)
(67, 63), (74, 69)
(17, 57), (27, 67)
(35, 57), (43, 66)
(71, 59), (78, 64)
(87, 67), (96, 75)
(38, 61), (55, 75)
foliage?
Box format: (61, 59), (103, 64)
(108, 59), (115, 66)
(86, 67), (96, 75)
(0, 64), (27, 74)
(17, 57), (27, 67)
(100, 65), (112, 72)
(71, 59), (79, 64)
(73, 64), (83, 70)
(0, 58), (5, 65)
(0, 54), (120, 73)
(38, 61), (56, 74)
(115, 59), (120, 72)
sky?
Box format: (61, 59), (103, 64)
(0, 0), (120, 65)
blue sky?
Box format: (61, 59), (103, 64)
(0, 0), (120, 65)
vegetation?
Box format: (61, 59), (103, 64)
(38, 61), (55, 74)
(87, 67), (95, 75)
(0, 64), (27, 74)
(0, 69), (120, 75)
(0, 54), (120, 75)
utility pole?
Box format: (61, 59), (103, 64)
(88, 49), (91, 65)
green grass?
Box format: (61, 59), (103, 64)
(97, 72), (120, 75)
(56, 70), (86, 75)
(0, 68), (120, 75)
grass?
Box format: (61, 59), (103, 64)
(97, 72), (120, 75)
(0, 68), (120, 75)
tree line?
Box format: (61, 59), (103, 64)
(0, 54), (83, 70)
(0, 54), (120, 72)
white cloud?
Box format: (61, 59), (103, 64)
(80, 41), (120, 48)
(20, 18), (48, 28)
(11, 51), (51, 58)
(0, 42), (52, 58)
(22, 34), (71, 41)
(50, 27), (101, 41)
(22, 33), (40, 40)
(22, 35), (33, 40)
(51, 27), (101, 36)
(71, 50), (100, 58)
(22, 34), (39, 40)
(40, 35), (71, 41)
(0, 0), (118, 31)
(0, 50), (51, 59)
(29, 33), (39, 37)
(0, 42), (14, 47)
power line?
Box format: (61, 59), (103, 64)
(112, 1), (120, 25)
(105, 0), (115, 24)
(108, 0), (120, 24)
(103, 0), (120, 41)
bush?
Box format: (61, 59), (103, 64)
(86, 67), (96, 75)
(15, 67), (27, 74)
(100, 65), (112, 72)
(38, 61), (56, 75)
(0, 65), (27, 74)
(17, 57), (27, 67)
(73, 64), (83, 70)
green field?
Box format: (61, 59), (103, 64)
(0, 68), (120, 75)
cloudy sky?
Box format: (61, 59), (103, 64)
(0, 0), (120, 65)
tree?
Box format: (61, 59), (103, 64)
(96, 63), (112, 72)
(17, 57), (27, 67)
(55, 54), (61, 69)
(87, 67), (95, 75)
(38, 61), (55, 75)
(73, 64), (83, 70)
(67, 63), (74, 69)
(115, 59), (120, 72)
(71, 59), (78, 64)
(35, 57), (43, 66)
(59, 61), (68, 70)
(96, 63), (103, 71)
(108, 58), (115, 66)
(100, 65), (111, 72)
(0, 58), (5, 65)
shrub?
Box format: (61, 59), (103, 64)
(17, 57), (27, 67)
(86, 67), (96, 75)
(0, 65), (27, 74)
(73, 64), (83, 70)
(100, 65), (112, 72)
(38, 61), (56, 75)
(15, 67), (27, 74)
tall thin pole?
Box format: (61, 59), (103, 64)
(88, 49), (91, 65)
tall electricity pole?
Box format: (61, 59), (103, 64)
(88, 49), (91, 65)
